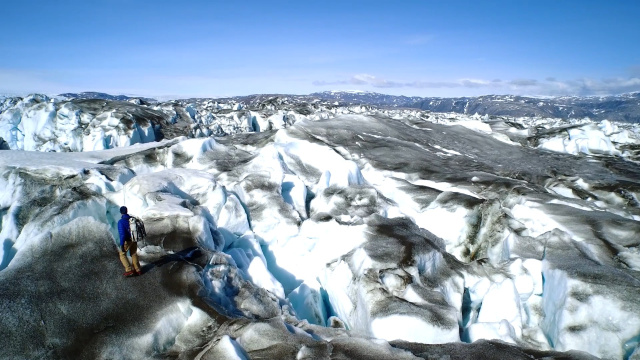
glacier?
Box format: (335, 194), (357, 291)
(1, 93), (639, 359)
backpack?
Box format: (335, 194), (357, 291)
(128, 216), (146, 242)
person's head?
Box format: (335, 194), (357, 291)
(120, 206), (128, 215)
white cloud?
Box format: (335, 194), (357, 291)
(312, 74), (640, 96)
(313, 75), (499, 90)
(628, 65), (640, 77)
(509, 79), (538, 87)
(313, 74), (403, 88)
(0, 69), (71, 96)
(404, 34), (435, 45)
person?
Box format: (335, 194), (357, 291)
(117, 206), (142, 277)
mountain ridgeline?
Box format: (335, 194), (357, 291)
(409, 93), (640, 122)
(59, 91), (157, 103)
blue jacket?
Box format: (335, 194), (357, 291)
(117, 214), (132, 247)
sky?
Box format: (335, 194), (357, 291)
(1, 0), (639, 99)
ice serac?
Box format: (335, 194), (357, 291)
(539, 240), (640, 360)
(0, 95), (166, 152)
(321, 216), (463, 344)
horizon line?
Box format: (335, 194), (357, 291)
(3, 89), (640, 102)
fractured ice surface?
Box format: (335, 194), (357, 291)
(0, 95), (165, 152)
(0, 101), (638, 358)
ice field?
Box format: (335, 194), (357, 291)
(1, 94), (639, 359)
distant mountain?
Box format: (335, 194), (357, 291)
(177, 91), (423, 109)
(412, 93), (640, 122)
(59, 91), (157, 103)
(308, 91), (423, 107)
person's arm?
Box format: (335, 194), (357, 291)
(117, 219), (126, 252)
